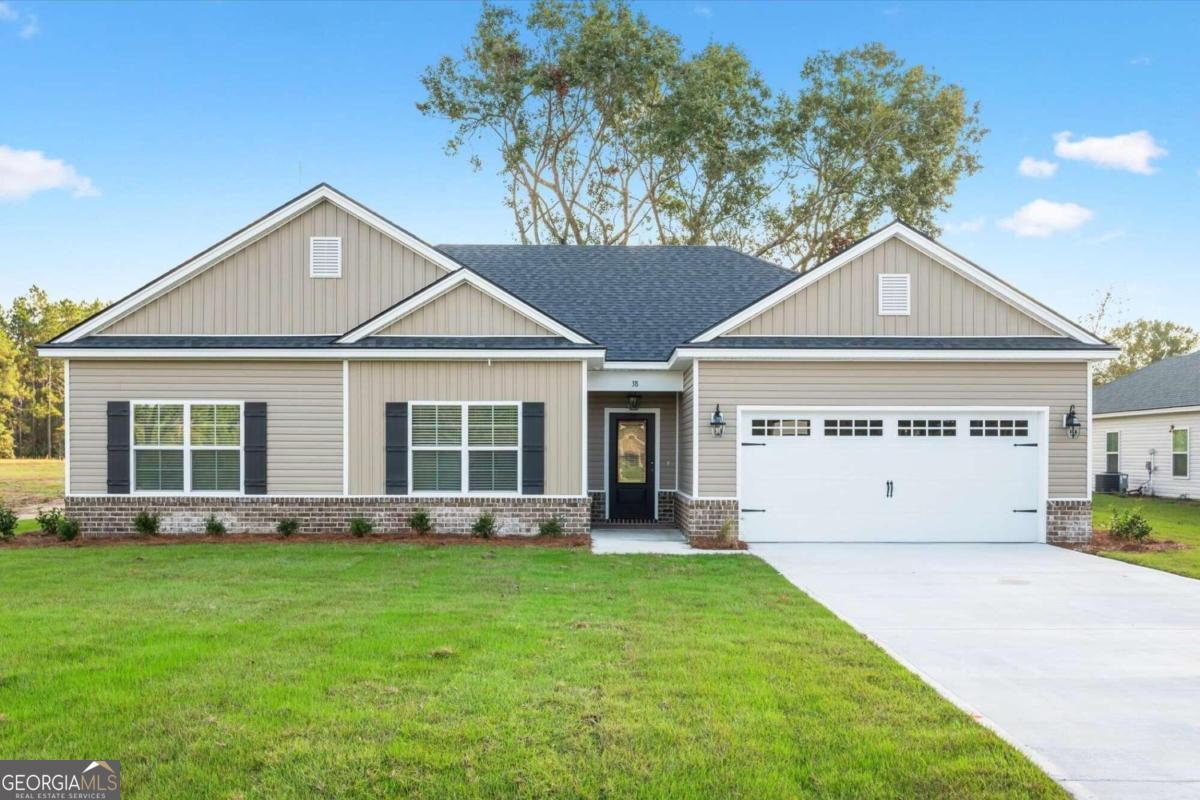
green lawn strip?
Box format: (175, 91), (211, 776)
(1092, 493), (1200, 579)
(0, 544), (1064, 799)
(0, 458), (63, 509)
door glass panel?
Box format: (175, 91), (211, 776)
(617, 420), (647, 484)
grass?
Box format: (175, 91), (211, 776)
(1092, 493), (1200, 579)
(0, 458), (63, 510)
(0, 543), (1064, 799)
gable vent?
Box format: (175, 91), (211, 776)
(310, 237), (342, 278)
(878, 273), (911, 316)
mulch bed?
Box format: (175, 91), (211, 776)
(0, 531), (591, 550)
(1074, 530), (1188, 554)
(687, 538), (747, 551)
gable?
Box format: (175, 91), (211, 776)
(728, 237), (1057, 337)
(377, 282), (554, 336)
(97, 200), (450, 336)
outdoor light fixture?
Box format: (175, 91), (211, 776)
(626, 393), (642, 411)
(709, 404), (726, 437)
(1062, 404), (1081, 439)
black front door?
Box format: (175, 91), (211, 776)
(609, 414), (655, 521)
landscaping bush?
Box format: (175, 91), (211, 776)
(471, 512), (496, 538)
(717, 516), (738, 548)
(204, 514), (226, 535)
(36, 507), (63, 536)
(57, 517), (81, 542)
(133, 510), (160, 536)
(0, 505), (16, 540)
(349, 516), (373, 537)
(1109, 509), (1152, 541)
(538, 517), (564, 537)
(277, 518), (299, 537)
(408, 508), (432, 535)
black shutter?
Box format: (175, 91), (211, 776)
(522, 402), (545, 495)
(385, 402), (408, 495)
(106, 401), (130, 494)
(244, 402), (268, 495)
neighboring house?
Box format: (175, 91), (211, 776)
(1092, 352), (1200, 499)
(39, 184), (1117, 543)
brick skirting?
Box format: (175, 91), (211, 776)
(588, 491), (676, 525)
(1047, 498), (1092, 544)
(64, 495), (591, 538)
(675, 494), (739, 542)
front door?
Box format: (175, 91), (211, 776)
(609, 414), (656, 521)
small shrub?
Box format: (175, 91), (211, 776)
(133, 510), (160, 536)
(471, 512), (496, 538)
(717, 516), (738, 547)
(36, 507), (63, 536)
(277, 518), (299, 537)
(538, 517), (564, 537)
(204, 514), (226, 535)
(57, 517), (81, 542)
(408, 508), (432, 535)
(0, 506), (16, 540)
(1109, 509), (1152, 541)
(349, 516), (373, 537)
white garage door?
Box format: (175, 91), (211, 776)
(738, 409), (1044, 543)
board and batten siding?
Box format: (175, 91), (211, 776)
(377, 282), (552, 336)
(68, 361), (343, 494)
(678, 365), (694, 495)
(587, 392), (677, 492)
(348, 361), (584, 495)
(1092, 411), (1199, 498)
(101, 201), (448, 335)
(696, 360), (1089, 498)
(729, 239), (1057, 337)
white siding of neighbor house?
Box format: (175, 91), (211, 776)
(1093, 411), (1200, 498)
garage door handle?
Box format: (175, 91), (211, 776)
(886, 480), (893, 498)
(741, 442), (766, 447)
(741, 508), (766, 513)
(1012, 508), (1038, 513)
(1014, 443), (1038, 447)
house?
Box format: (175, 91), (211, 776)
(1092, 352), (1200, 499)
(40, 184), (1117, 543)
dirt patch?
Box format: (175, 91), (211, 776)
(687, 538), (748, 551)
(1075, 530), (1188, 554)
(0, 531), (591, 550)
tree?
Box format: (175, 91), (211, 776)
(0, 330), (18, 458)
(418, 0), (985, 271)
(1094, 319), (1200, 385)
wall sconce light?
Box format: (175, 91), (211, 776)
(626, 393), (642, 411)
(1062, 404), (1081, 439)
(709, 404), (726, 437)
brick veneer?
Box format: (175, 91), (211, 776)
(1047, 499), (1092, 544)
(675, 493), (739, 542)
(64, 496), (591, 538)
(588, 491), (675, 525)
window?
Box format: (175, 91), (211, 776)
(1106, 431), (1120, 474)
(878, 273), (911, 316)
(750, 418), (811, 437)
(824, 419), (883, 437)
(898, 419), (957, 437)
(411, 403), (519, 493)
(133, 402), (241, 493)
(1173, 428), (1189, 479)
(969, 419), (1029, 438)
(309, 236), (342, 278)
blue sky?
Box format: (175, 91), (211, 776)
(2, 1), (1197, 331)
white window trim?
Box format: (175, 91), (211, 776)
(309, 236), (342, 278)
(877, 273), (911, 316)
(1106, 431), (1120, 473)
(408, 401), (522, 497)
(130, 400), (245, 496)
(1173, 427), (1190, 479)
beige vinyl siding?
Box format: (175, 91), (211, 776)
(587, 392), (677, 492)
(348, 361), (583, 495)
(678, 365), (694, 495)
(697, 360), (1089, 498)
(68, 360), (342, 494)
(1093, 411), (1199, 498)
(729, 239), (1057, 337)
(102, 201), (447, 335)
(378, 282), (552, 336)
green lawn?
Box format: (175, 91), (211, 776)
(0, 543), (1063, 799)
(1093, 493), (1200, 579)
(0, 458), (64, 510)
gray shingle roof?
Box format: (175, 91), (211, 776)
(1095, 351), (1200, 414)
(702, 336), (1106, 351)
(438, 245), (796, 361)
(56, 335), (593, 351)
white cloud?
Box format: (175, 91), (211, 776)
(998, 199), (1093, 238)
(0, 3), (17, 20)
(945, 216), (986, 233)
(693, 4), (712, 17)
(1018, 157), (1058, 179)
(1087, 228), (1126, 244)
(1052, 130), (1167, 175)
(0, 145), (99, 200)
(19, 12), (35, 38)
(1129, 56), (1151, 66)
(0, 1), (36, 38)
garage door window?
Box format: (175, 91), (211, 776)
(824, 419), (883, 437)
(898, 419), (956, 437)
(750, 418), (811, 437)
(969, 419), (1028, 438)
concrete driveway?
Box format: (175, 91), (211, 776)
(751, 543), (1200, 800)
